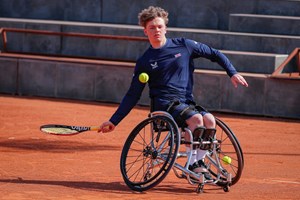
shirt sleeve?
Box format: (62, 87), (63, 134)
(185, 39), (237, 77)
(109, 65), (146, 126)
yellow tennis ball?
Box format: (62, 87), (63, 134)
(222, 156), (232, 165)
(139, 73), (149, 83)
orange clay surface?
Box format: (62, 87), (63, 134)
(0, 95), (299, 200)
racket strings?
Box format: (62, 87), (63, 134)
(41, 127), (77, 134)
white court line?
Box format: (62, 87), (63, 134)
(268, 179), (300, 185)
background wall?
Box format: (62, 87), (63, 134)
(0, 0), (299, 119)
(1, 0), (299, 30)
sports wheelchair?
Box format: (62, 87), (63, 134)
(120, 109), (244, 193)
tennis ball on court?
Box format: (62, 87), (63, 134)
(139, 73), (149, 83)
(222, 156), (232, 165)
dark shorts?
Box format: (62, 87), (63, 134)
(166, 101), (209, 127)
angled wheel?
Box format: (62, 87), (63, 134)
(205, 117), (244, 186)
(120, 115), (180, 191)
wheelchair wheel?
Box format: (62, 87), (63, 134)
(120, 115), (180, 192)
(206, 117), (244, 186)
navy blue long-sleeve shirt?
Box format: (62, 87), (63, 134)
(109, 38), (237, 125)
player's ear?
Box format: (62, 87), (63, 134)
(144, 28), (148, 36)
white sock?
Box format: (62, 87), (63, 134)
(191, 149), (198, 164)
(197, 149), (207, 161)
(186, 146), (198, 165)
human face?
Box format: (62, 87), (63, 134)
(144, 17), (167, 48)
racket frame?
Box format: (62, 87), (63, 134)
(40, 124), (99, 136)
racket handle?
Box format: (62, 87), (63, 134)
(90, 126), (100, 131)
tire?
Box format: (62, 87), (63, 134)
(206, 117), (244, 186)
(120, 115), (180, 191)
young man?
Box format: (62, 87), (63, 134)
(99, 6), (248, 177)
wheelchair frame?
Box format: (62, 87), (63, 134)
(120, 111), (244, 193)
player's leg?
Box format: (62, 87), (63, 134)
(166, 102), (203, 170)
(194, 112), (216, 179)
(186, 113), (215, 180)
(203, 112), (216, 128)
(197, 112), (216, 160)
(167, 102), (212, 178)
(184, 113), (204, 172)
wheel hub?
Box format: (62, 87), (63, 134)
(143, 146), (158, 159)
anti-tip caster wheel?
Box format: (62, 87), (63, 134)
(223, 185), (230, 192)
(196, 184), (204, 194)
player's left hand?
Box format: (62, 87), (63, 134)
(231, 74), (249, 88)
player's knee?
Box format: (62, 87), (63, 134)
(203, 113), (216, 128)
(186, 114), (203, 129)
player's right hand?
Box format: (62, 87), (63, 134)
(99, 121), (115, 133)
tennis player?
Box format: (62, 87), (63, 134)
(100, 6), (248, 178)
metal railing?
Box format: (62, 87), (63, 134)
(271, 48), (300, 79)
(0, 27), (148, 60)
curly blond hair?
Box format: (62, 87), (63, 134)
(138, 6), (169, 28)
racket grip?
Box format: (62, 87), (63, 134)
(90, 126), (100, 131)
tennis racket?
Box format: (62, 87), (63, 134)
(40, 124), (99, 136)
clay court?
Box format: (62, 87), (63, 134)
(0, 95), (299, 200)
